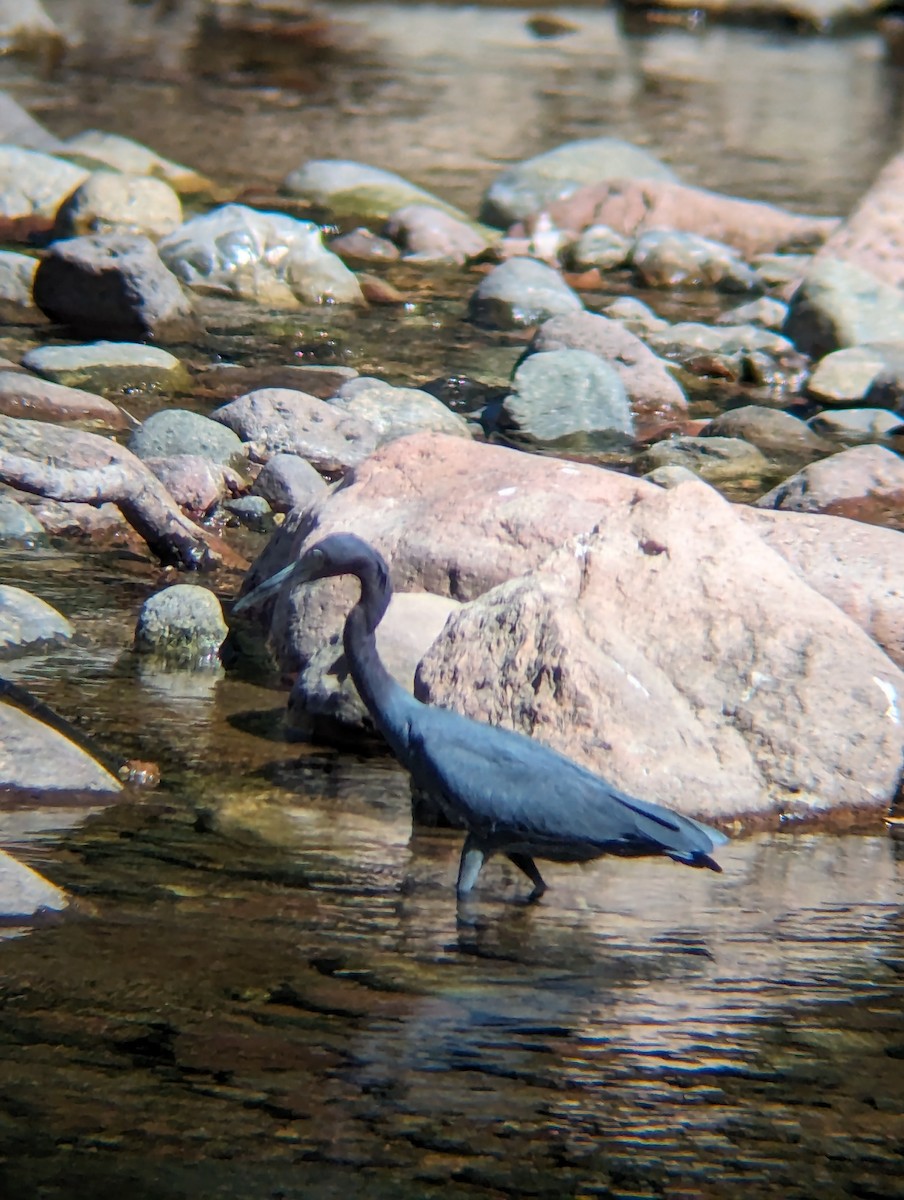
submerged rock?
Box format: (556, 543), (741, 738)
(20, 341), (190, 393)
(135, 584), (228, 665)
(33, 233), (199, 341)
(159, 204), (363, 306)
(0, 585), (72, 656)
(416, 483), (904, 820)
(480, 137), (677, 227)
(468, 258), (582, 329)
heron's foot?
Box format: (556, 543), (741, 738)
(507, 852), (547, 903)
(456, 833), (487, 900)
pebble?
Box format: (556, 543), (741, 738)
(567, 223), (633, 271)
(385, 204), (491, 263)
(282, 158), (471, 224)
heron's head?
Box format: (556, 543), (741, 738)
(233, 533), (388, 613)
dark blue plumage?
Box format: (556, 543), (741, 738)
(235, 532), (727, 900)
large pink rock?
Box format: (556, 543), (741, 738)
(812, 152), (904, 288)
(416, 482), (904, 821)
(755, 444), (904, 531)
(241, 432), (660, 670)
(521, 178), (838, 261)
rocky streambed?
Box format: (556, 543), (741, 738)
(0, 2), (903, 1197)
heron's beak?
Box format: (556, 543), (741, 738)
(231, 563), (298, 614)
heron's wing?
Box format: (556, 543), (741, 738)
(407, 708), (723, 859)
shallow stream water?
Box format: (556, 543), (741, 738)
(1, 5), (904, 1197)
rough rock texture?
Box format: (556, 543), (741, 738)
(528, 178), (838, 260)
(144, 455), (232, 519)
(239, 432), (660, 672)
(33, 234), (198, 342)
(756, 444), (904, 529)
(811, 151), (904, 288)
(212, 388), (377, 475)
(529, 311), (687, 419)
(0, 700), (121, 792)
(0, 369), (129, 429)
(739, 507), (904, 669)
(134, 584), (227, 665)
(0, 847), (67, 919)
(416, 483), (904, 820)
(130, 409), (245, 467)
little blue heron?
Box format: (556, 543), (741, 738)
(234, 533), (727, 900)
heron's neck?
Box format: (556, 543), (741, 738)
(343, 568), (416, 757)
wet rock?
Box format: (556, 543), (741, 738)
(567, 223), (633, 271)
(704, 405), (830, 464)
(130, 409), (245, 467)
(808, 408), (904, 444)
(52, 171), (183, 241)
(417, 483), (904, 819)
(385, 204), (491, 263)
(0, 584), (72, 656)
(754, 252), (812, 288)
(21, 341), (191, 393)
(240, 431), (660, 673)
(529, 311), (687, 419)
(783, 257), (904, 359)
(533, 177), (838, 260)
(329, 377), (471, 443)
(212, 387), (377, 474)
(0, 91), (64, 153)
(134, 584), (228, 665)
(717, 297), (789, 329)
(806, 345), (890, 405)
(480, 137), (676, 228)
(0, 147), (88, 228)
(864, 351), (904, 412)
(646, 321), (795, 368)
(22, 497), (131, 544)
(0, 369), (129, 430)
(468, 258), (582, 329)
(640, 435), (770, 485)
(739, 507), (904, 669)
(329, 227), (399, 265)
(250, 452), (328, 513)
(0, 250), (42, 322)
(500, 349), (634, 451)
(33, 233), (199, 342)
(159, 204), (363, 307)
(62, 129), (214, 195)
(0, 848), (67, 919)
(644, 463), (703, 488)
(811, 150), (904, 289)
(144, 455), (231, 519)
(601, 295), (669, 336)
(198, 362), (359, 401)
(222, 494), (273, 532)
(288, 591), (461, 731)
(282, 158), (472, 225)
(0, 700), (121, 792)
(631, 229), (762, 292)
(756, 444), (904, 528)
(0, 494), (46, 544)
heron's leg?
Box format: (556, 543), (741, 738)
(456, 833), (487, 898)
(506, 852), (547, 902)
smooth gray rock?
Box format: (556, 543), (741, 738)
(808, 408), (904, 443)
(469, 258), (582, 329)
(329, 377), (471, 443)
(130, 409), (245, 466)
(0, 147), (87, 221)
(631, 229), (762, 292)
(53, 171), (183, 241)
(644, 464), (704, 488)
(0, 250), (40, 319)
(282, 158), (469, 224)
(0, 700), (121, 792)
(567, 223), (633, 271)
(159, 204), (363, 306)
(0, 494), (45, 544)
(0, 847), (67, 918)
(641, 435), (770, 485)
(705, 405), (830, 463)
(717, 297), (789, 329)
(21, 341), (190, 392)
(251, 453), (328, 513)
(0, 585), (72, 655)
(212, 388), (377, 475)
(646, 321), (795, 366)
(62, 130), (212, 194)
(501, 348), (634, 450)
(480, 137), (676, 228)
(222, 495), (274, 532)
(0, 91), (64, 153)
(806, 346), (889, 405)
(529, 311), (687, 419)
(33, 233), (198, 341)
(134, 584), (227, 665)
(601, 295), (670, 336)
(784, 257), (904, 358)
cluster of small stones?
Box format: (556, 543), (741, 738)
(1, 84), (904, 880)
